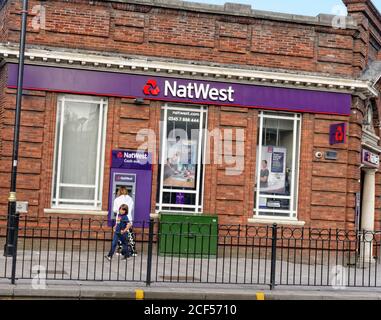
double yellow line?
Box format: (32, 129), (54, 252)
(135, 289), (265, 300)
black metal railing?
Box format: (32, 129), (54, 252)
(1, 216), (380, 289)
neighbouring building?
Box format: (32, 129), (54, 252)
(1, 0), (381, 232)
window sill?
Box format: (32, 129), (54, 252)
(44, 208), (108, 216)
(248, 217), (306, 227)
(150, 213), (160, 220)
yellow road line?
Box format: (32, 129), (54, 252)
(135, 289), (144, 300)
(256, 292), (265, 300)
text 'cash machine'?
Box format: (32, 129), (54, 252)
(108, 150), (153, 226)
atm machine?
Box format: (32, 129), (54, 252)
(109, 172), (136, 221)
(108, 150), (153, 226)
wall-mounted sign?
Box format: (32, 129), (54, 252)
(111, 150), (152, 171)
(329, 123), (346, 145)
(16, 201), (28, 213)
(325, 151), (338, 160)
(362, 149), (380, 168)
(7, 63), (351, 116)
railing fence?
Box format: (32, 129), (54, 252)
(1, 216), (380, 289)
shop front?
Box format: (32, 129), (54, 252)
(3, 60), (358, 227)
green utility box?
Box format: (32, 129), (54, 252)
(159, 213), (218, 257)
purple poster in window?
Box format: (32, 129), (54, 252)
(176, 193), (185, 205)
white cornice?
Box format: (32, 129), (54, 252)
(0, 43), (377, 99)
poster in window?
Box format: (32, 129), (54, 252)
(163, 110), (200, 189)
(259, 146), (287, 194)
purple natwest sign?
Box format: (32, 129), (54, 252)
(329, 123), (346, 145)
(111, 150), (152, 171)
(7, 63), (351, 115)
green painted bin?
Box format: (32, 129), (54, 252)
(159, 213), (218, 257)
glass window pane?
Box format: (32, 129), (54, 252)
(258, 211), (290, 218)
(157, 106), (206, 213)
(161, 206), (197, 213)
(258, 197), (290, 211)
(60, 186), (95, 201)
(60, 102), (100, 186)
(255, 112), (300, 218)
(52, 96), (107, 209)
(164, 109), (200, 190)
(162, 192), (196, 206)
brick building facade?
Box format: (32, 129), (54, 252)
(0, 0), (381, 231)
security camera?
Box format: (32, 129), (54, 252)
(315, 151), (323, 159)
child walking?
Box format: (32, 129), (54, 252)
(105, 204), (132, 261)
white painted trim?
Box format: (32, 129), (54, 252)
(99, 99), (108, 210)
(150, 213), (160, 220)
(44, 208), (108, 216)
(0, 43), (376, 98)
(290, 113), (298, 219)
(94, 101), (103, 208)
(362, 129), (380, 141)
(248, 218), (306, 226)
(59, 183), (96, 188)
(361, 142), (381, 154)
(55, 96), (65, 207)
(158, 106), (168, 212)
(200, 107), (208, 210)
(52, 199), (101, 204)
(255, 113), (264, 217)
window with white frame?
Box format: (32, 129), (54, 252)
(156, 104), (207, 213)
(254, 111), (301, 219)
(52, 95), (108, 210)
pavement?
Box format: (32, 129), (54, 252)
(2, 238), (381, 300)
(1, 279), (381, 300)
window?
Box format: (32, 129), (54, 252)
(254, 112), (301, 219)
(156, 104), (207, 213)
(52, 95), (108, 210)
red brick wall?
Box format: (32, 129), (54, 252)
(0, 87), (47, 217)
(0, 0), (9, 41)
(2, 0), (360, 77)
(309, 114), (352, 229)
(343, 0), (381, 73)
(0, 65), (6, 160)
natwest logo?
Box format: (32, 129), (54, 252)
(142, 78), (235, 103)
(143, 79), (160, 96)
(165, 80), (235, 102)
